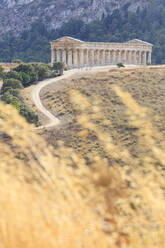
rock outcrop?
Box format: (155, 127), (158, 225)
(0, 0), (149, 36)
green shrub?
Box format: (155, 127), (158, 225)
(1, 78), (23, 94)
(14, 64), (35, 74)
(19, 72), (31, 86)
(5, 88), (21, 99)
(3, 71), (22, 81)
(12, 59), (22, 64)
(1, 92), (21, 111)
(20, 104), (39, 125)
(117, 63), (125, 68)
(32, 63), (52, 81)
(51, 71), (58, 78)
(29, 71), (38, 83)
(53, 62), (64, 71)
(0, 66), (4, 79)
(0, 87), (21, 98)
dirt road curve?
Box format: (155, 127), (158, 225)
(32, 65), (138, 129)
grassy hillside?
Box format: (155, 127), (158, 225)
(1, 72), (165, 246)
(40, 67), (165, 160)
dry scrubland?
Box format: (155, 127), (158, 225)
(41, 67), (165, 158)
(1, 67), (165, 247)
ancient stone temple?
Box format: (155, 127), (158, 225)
(50, 37), (152, 68)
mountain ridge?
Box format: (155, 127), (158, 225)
(0, 0), (149, 36)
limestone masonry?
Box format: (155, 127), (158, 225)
(51, 37), (152, 68)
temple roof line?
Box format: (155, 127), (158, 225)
(51, 36), (153, 46)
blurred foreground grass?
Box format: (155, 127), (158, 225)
(0, 86), (165, 247)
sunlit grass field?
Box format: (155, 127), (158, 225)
(1, 67), (165, 247)
(40, 67), (165, 159)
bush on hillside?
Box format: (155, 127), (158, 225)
(20, 104), (39, 125)
(1, 78), (23, 94)
(13, 63), (53, 85)
(1, 92), (21, 111)
(3, 70), (22, 81)
(1, 87), (21, 98)
(117, 63), (125, 68)
(19, 72), (31, 86)
(14, 64), (37, 86)
(32, 63), (52, 81)
(12, 59), (23, 64)
(1, 92), (38, 125)
(53, 62), (64, 71)
(0, 65), (4, 78)
(14, 63), (34, 74)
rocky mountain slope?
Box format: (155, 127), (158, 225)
(0, 0), (149, 36)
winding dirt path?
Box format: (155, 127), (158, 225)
(32, 65), (140, 129)
(32, 69), (80, 128)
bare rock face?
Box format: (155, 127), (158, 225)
(0, 0), (149, 36)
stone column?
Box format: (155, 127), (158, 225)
(51, 48), (55, 66)
(137, 51), (141, 65)
(132, 51), (136, 65)
(139, 51), (142, 65)
(118, 50), (121, 63)
(77, 49), (81, 67)
(97, 50), (101, 65)
(105, 50), (108, 65)
(89, 49), (94, 66)
(94, 50), (97, 65)
(123, 51), (127, 64)
(110, 50), (114, 64)
(148, 51), (151, 64)
(73, 49), (78, 68)
(115, 50), (119, 64)
(80, 49), (84, 67)
(107, 50), (111, 64)
(129, 51), (132, 64)
(142, 51), (147, 65)
(56, 49), (60, 63)
(102, 50), (106, 65)
(68, 49), (72, 68)
(62, 49), (66, 65)
(86, 49), (89, 66)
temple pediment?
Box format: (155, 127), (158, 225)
(126, 39), (153, 46)
(53, 36), (84, 44)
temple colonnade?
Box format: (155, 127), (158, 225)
(51, 37), (153, 68)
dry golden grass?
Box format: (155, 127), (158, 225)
(0, 102), (127, 248)
(40, 67), (165, 160)
(1, 81), (165, 247)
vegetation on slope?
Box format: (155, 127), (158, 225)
(1, 84), (165, 247)
(0, 63), (59, 125)
(1, 1), (165, 64)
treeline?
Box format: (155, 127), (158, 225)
(0, 63), (58, 125)
(1, 0), (165, 64)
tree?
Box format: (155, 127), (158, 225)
(32, 63), (51, 81)
(0, 66), (4, 78)
(1, 92), (21, 111)
(53, 62), (64, 75)
(1, 78), (23, 94)
(3, 70), (22, 81)
(19, 72), (31, 86)
(12, 59), (22, 64)
(20, 104), (39, 125)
